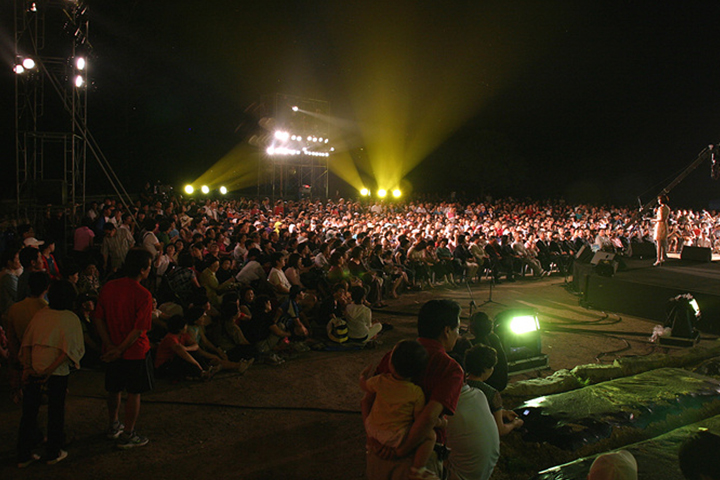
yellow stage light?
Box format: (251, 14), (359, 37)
(360, 188), (370, 196)
(392, 189), (402, 198)
(219, 186), (228, 195)
(184, 185), (194, 194)
(377, 189), (387, 198)
(201, 185), (210, 194)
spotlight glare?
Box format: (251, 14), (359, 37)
(201, 185), (210, 194)
(75, 57), (86, 70)
(292, 106), (299, 112)
(22, 58), (36, 69)
(360, 188), (370, 197)
(74, 75), (85, 88)
(14, 64), (25, 74)
(509, 315), (540, 335)
(184, 185), (194, 194)
(377, 189), (387, 198)
(392, 189), (402, 198)
(219, 186), (228, 195)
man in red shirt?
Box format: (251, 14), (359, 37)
(94, 248), (154, 449)
(363, 299), (464, 479)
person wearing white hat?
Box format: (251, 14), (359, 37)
(587, 450), (637, 480)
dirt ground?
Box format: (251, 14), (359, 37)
(1, 275), (718, 480)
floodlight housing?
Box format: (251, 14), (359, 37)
(74, 75), (85, 88)
(22, 58), (36, 69)
(494, 309), (548, 374)
(660, 293), (701, 346)
(184, 185), (194, 194)
(201, 185), (210, 194)
(360, 188), (370, 197)
(377, 189), (387, 198)
(14, 64), (25, 74)
(392, 189), (402, 198)
(219, 186), (228, 195)
(75, 57), (86, 70)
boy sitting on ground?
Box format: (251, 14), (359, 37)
(359, 339), (440, 480)
(345, 286), (382, 343)
(154, 315), (218, 381)
(464, 344), (523, 436)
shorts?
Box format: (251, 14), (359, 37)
(365, 418), (409, 449)
(105, 353), (155, 394)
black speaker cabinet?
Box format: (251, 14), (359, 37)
(681, 246), (712, 262)
(630, 242), (656, 259)
(575, 245), (594, 263)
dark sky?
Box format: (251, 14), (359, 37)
(3, 1), (720, 207)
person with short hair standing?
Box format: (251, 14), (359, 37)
(94, 248), (154, 448)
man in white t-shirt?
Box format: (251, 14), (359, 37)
(446, 382), (500, 480)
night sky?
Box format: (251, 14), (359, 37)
(3, 1), (720, 207)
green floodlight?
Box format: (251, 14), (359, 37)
(494, 309), (548, 374)
(509, 315), (540, 335)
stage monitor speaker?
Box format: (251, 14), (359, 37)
(575, 245), (594, 264)
(681, 246), (712, 262)
(591, 251), (615, 266)
(595, 257), (619, 277)
(630, 242), (656, 259)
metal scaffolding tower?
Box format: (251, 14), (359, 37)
(14, 0), (90, 209)
(256, 93), (331, 200)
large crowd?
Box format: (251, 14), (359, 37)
(1, 192), (720, 476)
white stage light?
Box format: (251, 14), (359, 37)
(14, 65), (25, 74)
(74, 75), (85, 88)
(22, 58), (36, 69)
(75, 57), (86, 70)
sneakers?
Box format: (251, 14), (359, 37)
(46, 450), (68, 465)
(116, 431), (149, 449)
(18, 453), (40, 468)
(264, 353), (285, 366)
(107, 420), (125, 439)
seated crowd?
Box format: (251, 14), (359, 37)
(1, 192), (720, 474)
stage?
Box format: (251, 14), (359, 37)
(575, 255), (720, 334)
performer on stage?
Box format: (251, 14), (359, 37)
(654, 195), (670, 266)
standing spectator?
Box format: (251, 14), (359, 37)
(6, 272), (50, 404)
(17, 280), (84, 467)
(0, 248), (22, 317)
(101, 223), (125, 275)
(94, 248), (154, 449)
(364, 299), (464, 479)
(16, 246), (44, 302)
(73, 218), (95, 266)
(40, 239), (61, 281)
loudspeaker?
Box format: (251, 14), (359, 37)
(681, 246), (712, 262)
(595, 258), (619, 277)
(575, 245), (594, 263)
(591, 251), (615, 266)
(630, 242), (656, 259)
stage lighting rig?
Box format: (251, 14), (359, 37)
(494, 309), (549, 374)
(201, 185), (210, 194)
(184, 185), (194, 194)
(360, 188), (370, 197)
(377, 189), (387, 198)
(392, 189), (402, 198)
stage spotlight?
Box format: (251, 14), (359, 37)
(219, 186), (228, 195)
(274, 130), (289, 141)
(201, 185), (210, 194)
(22, 58), (36, 70)
(184, 185), (194, 195)
(494, 309), (548, 374)
(292, 106), (299, 112)
(659, 293), (701, 347)
(392, 189), (402, 198)
(75, 57), (86, 70)
(377, 189), (387, 198)
(74, 75), (85, 88)
(14, 64), (25, 74)
(360, 188), (370, 197)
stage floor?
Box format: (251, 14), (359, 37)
(578, 256), (720, 333)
